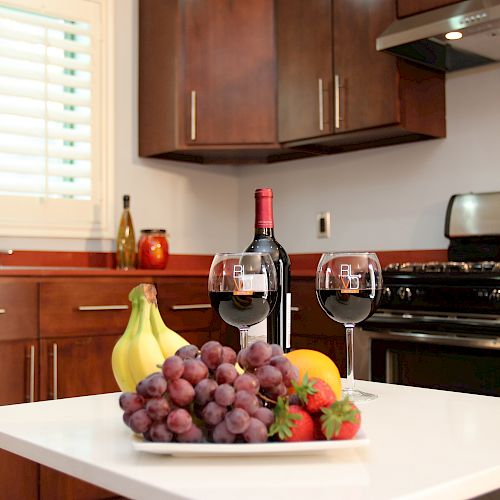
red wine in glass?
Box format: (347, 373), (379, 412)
(316, 289), (382, 325)
(209, 291), (278, 329)
(316, 252), (383, 402)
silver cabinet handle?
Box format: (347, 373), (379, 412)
(78, 305), (129, 311)
(171, 304), (211, 311)
(190, 90), (197, 141)
(0, 308), (5, 314)
(334, 74), (341, 129)
(26, 345), (35, 403)
(0, 249), (13, 254)
(291, 306), (299, 312)
(52, 343), (58, 400)
(318, 78), (324, 131)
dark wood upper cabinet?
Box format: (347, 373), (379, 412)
(139, 0), (312, 164)
(398, 0), (462, 18)
(279, 0), (445, 153)
(140, 0), (446, 164)
(277, 0), (333, 143)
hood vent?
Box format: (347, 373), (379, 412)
(377, 0), (500, 71)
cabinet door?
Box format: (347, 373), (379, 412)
(182, 0), (276, 145)
(277, 0), (333, 142)
(398, 0), (462, 17)
(333, 0), (399, 133)
(0, 340), (39, 500)
(0, 281), (38, 341)
(39, 335), (120, 400)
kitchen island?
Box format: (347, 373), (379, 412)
(0, 381), (498, 500)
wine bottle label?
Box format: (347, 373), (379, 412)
(247, 319), (267, 345)
(285, 292), (291, 349)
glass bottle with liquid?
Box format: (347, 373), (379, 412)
(116, 194), (136, 269)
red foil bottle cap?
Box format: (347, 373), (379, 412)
(255, 187), (274, 228)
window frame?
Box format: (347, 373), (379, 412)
(0, 0), (115, 239)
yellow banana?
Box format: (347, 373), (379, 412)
(127, 285), (165, 384)
(111, 295), (140, 392)
(150, 303), (189, 358)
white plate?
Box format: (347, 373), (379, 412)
(132, 430), (369, 457)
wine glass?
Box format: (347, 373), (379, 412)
(208, 252), (278, 349)
(316, 252), (383, 402)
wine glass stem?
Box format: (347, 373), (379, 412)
(239, 328), (249, 349)
(345, 323), (355, 392)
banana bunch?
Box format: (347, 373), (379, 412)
(111, 283), (189, 392)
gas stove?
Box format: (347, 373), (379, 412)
(385, 261), (500, 273)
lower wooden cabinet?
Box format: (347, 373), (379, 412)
(291, 277), (347, 375)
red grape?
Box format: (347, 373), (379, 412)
(212, 420), (236, 444)
(246, 341), (272, 368)
(123, 411), (133, 427)
(233, 391), (260, 416)
(253, 407), (274, 428)
(182, 359), (209, 385)
(194, 378), (218, 406)
(225, 408), (251, 434)
(168, 378), (195, 407)
(167, 408), (192, 434)
(162, 355), (184, 381)
(215, 363), (238, 385)
(149, 421), (174, 442)
(233, 373), (260, 394)
(176, 423), (204, 443)
(119, 392), (145, 413)
(136, 372), (167, 398)
(270, 344), (284, 357)
(243, 417), (268, 443)
(200, 340), (223, 370)
(145, 397), (170, 420)
(236, 347), (250, 370)
(175, 344), (199, 360)
(221, 346), (237, 365)
(129, 409), (152, 434)
(202, 401), (227, 426)
(214, 383), (235, 407)
(255, 364), (283, 389)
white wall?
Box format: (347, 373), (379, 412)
(237, 63), (500, 254)
(1, 0), (498, 256)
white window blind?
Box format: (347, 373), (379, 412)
(0, 0), (113, 238)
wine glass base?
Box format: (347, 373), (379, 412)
(342, 388), (378, 403)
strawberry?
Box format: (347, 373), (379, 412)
(269, 397), (315, 442)
(292, 375), (336, 413)
(320, 397), (361, 440)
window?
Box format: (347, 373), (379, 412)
(0, 0), (113, 238)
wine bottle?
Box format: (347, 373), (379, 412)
(116, 194), (136, 270)
(245, 188), (291, 351)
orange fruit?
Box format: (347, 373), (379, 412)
(285, 349), (342, 400)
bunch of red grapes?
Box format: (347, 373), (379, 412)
(119, 340), (300, 444)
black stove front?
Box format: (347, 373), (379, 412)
(358, 260), (500, 397)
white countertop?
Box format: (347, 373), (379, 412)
(0, 381), (499, 500)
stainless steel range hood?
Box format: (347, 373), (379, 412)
(376, 0), (500, 71)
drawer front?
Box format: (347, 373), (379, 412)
(39, 280), (143, 337)
(0, 282), (37, 341)
(155, 277), (215, 333)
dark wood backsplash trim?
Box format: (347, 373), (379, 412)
(0, 249), (448, 277)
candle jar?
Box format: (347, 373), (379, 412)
(138, 229), (169, 270)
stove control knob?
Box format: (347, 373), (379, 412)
(382, 287), (392, 303)
(397, 286), (413, 303)
(489, 289), (500, 303)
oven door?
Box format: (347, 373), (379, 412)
(359, 314), (500, 397)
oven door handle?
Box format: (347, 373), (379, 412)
(368, 329), (500, 349)
(365, 312), (500, 328)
